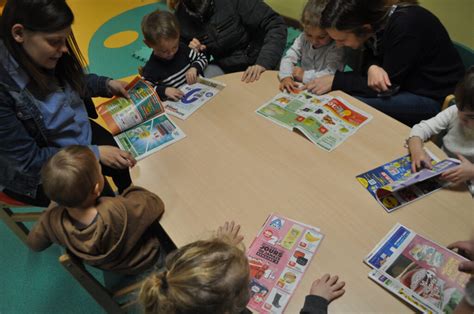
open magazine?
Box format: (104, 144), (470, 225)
(97, 77), (185, 160)
(164, 77), (225, 120)
(365, 223), (470, 313)
(247, 214), (324, 314)
(356, 154), (460, 212)
(256, 92), (372, 151)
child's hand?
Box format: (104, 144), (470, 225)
(292, 66), (304, 82)
(189, 38), (206, 52)
(217, 221), (244, 246)
(304, 75), (334, 95)
(447, 240), (474, 274)
(279, 77), (300, 93)
(367, 65), (391, 92)
(309, 274), (345, 302)
(98, 145), (137, 169)
(165, 87), (184, 101)
(186, 67), (198, 85)
(441, 154), (474, 185)
(407, 137), (432, 172)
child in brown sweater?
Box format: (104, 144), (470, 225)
(27, 145), (165, 275)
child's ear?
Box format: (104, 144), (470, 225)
(93, 182), (101, 197)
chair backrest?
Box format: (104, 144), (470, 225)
(454, 41), (474, 69)
(59, 252), (143, 314)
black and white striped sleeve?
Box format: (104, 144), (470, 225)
(188, 48), (208, 74)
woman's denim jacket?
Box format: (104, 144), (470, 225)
(0, 62), (111, 198)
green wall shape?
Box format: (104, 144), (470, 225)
(87, 3), (168, 79)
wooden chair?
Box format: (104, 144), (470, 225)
(59, 220), (176, 313)
(59, 252), (142, 314)
(0, 192), (44, 245)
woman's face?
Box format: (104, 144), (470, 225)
(12, 24), (71, 69)
(326, 28), (370, 49)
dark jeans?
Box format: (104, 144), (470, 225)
(4, 120), (132, 207)
(355, 92), (441, 127)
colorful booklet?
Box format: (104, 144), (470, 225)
(356, 154), (460, 212)
(256, 92), (372, 151)
(365, 223), (470, 313)
(97, 77), (185, 160)
(164, 77), (226, 120)
(246, 214), (324, 314)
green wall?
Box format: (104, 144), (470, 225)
(265, 0), (474, 49)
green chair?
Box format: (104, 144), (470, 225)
(454, 41), (474, 68)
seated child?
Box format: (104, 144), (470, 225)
(139, 221), (345, 313)
(141, 10), (208, 101)
(27, 145), (165, 275)
(407, 67), (474, 193)
(279, 0), (344, 93)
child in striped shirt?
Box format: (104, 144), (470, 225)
(141, 10), (208, 101)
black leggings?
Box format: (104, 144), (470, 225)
(4, 120), (132, 207)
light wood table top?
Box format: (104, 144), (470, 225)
(132, 71), (473, 313)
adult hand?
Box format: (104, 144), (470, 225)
(217, 221), (244, 245)
(441, 154), (474, 185)
(279, 77), (300, 93)
(185, 67), (198, 85)
(241, 65), (266, 83)
(407, 137), (432, 172)
(304, 75), (334, 95)
(292, 66), (304, 82)
(447, 240), (474, 274)
(98, 145), (136, 169)
(165, 87), (184, 101)
(189, 38), (206, 52)
(309, 274), (346, 302)
(367, 65), (391, 92)
(108, 80), (130, 99)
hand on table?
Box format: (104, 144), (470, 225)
(165, 87), (184, 101)
(309, 274), (346, 302)
(241, 65), (266, 83)
(447, 240), (474, 274)
(407, 137), (432, 172)
(186, 67), (198, 85)
(304, 75), (334, 95)
(279, 77), (300, 93)
(368, 65), (391, 92)
(217, 221), (244, 246)
(441, 154), (474, 185)
(98, 145), (136, 169)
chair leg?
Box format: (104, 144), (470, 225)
(59, 254), (126, 314)
(0, 206), (30, 245)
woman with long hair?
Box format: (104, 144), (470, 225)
(0, 0), (136, 206)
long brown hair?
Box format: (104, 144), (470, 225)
(0, 0), (87, 97)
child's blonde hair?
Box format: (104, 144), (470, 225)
(301, 0), (328, 27)
(141, 10), (180, 44)
(41, 145), (101, 208)
(139, 239), (250, 314)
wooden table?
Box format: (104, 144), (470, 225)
(132, 71), (473, 313)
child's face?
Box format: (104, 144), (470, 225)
(458, 108), (474, 129)
(150, 37), (179, 60)
(304, 25), (331, 48)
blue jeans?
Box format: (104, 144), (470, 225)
(355, 92), (441, 127)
